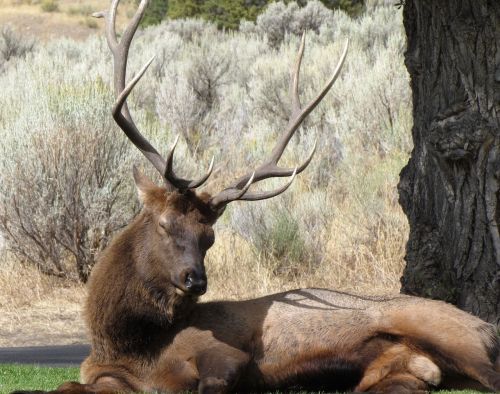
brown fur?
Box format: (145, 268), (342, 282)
(17, 175), (500, 394)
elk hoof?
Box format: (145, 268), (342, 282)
(407, 355), (441, 386)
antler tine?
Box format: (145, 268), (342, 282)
(98, 0), (213, 191)
(165, 136), (215, 191)
(209, 173), (256, 207)
(209, 37), (348, 210)
(290, 33), (306, 117)
(292, 39), (349, 135)
(268, 38), (349, 170)
(237, 167), (298, 201)
(92, 3), (118, 53)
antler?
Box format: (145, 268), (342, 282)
(95, 0), (347, 203)
(209, 35), (348, 210)
(93, 0), (213, 192)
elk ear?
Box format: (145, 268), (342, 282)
(133, 166), (161, 204)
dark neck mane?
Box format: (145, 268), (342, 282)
(87, 213), (198, 362)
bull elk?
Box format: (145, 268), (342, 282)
(14, 0), (500, 393)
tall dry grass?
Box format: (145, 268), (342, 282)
(206, 154), (408, 301)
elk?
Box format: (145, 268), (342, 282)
(14, 1), (500, 393)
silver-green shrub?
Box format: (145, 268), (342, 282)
(0, 38), (139, 281)
(241, 1), (335, 48)
(0, 26), (36, 74)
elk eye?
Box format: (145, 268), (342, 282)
(159, 216), (176, 234)
(174, 239), (186, 252)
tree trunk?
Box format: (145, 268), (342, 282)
(399, 0), (500, 326)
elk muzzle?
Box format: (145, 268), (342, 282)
(175, 267), (207, 296)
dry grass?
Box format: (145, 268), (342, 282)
(205, 159), (408, 302)
(0, 0), (135, 41)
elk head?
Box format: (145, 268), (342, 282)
(94, 0), (347, 298)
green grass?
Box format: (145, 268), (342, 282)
(0, 364), (485, 394)
(0, 364), (79, 393)
(436, 392), (486, 394)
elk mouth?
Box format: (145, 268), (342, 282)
(172, 280), (207, 297)
(173, 286), (207, 297)
(175, 287), (186, 296)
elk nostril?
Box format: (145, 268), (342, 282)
(184, 272), (194, 289)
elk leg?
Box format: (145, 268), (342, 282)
(55, 376), (137, 393)
(381, 303), (500, 390)
(355, 342), (439, 392)
(367, 372), (429, 394)
(196, 346), (250, 394)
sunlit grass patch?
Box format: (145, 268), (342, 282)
(0, 364), (79, 393)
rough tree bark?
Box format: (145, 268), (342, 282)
(399, 0), (500, 325)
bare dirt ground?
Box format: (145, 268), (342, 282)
(0, 261), (87, 347)
(0, 294), (87, 347)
